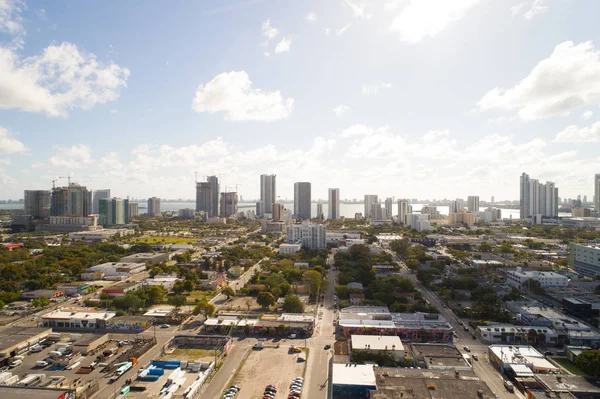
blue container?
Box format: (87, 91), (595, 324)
(163, 364), (178, 369)
(138, 375), (159, 382)
(165, 361), (180, 365)
(149, 368), (164, 375)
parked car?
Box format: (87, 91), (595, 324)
(324, 344), (331, 350)
(472, 354), (478, 361)
(30, 345), (43, 353)
(544, 351), (554, 357)
(160, 324), (170, 329)
(35, 360), (48, 368)
(463, 346), (470, 352)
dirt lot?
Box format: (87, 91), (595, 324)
(162, 348), (216, 363)
(230, 346), (306, 399)
(222, 296), (263, 312)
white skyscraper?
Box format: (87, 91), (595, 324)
(285, 222), (326, 249)
(520, 173), (559, 220)
(595, 174), (600, 212)
(91, 189), (111, 214)
(467, 196), (479, 212)
(364, 195), (378, 219)
(328, 188), (340, 220)
(397, 199), (412, 225)
(384, 198), (393, 220)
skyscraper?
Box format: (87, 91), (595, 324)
(467, 196), (479, 212)
(24, 190), (51, 218)
(129, 202), (139, 217)
(272, 203), (285, 221)
(98, 198), (129, 225)
(595, 174), (600, 212)
(91, 189), (111, 214)
(328, 188), (340, 220)
(51, 183), (89, 217)
(294, 182), (311, 220)
(520, 173), (559, 220)
(207, 176), (219, 217)
(397, 199), (412, 225)
(384, 197), (393, 220)
(364, 195), (378, 219)
(260, 174), (277, 217)
(196, 182), (214, 215)
(220, 192), (238, 217)
(450, 199), (462, 214)
(148, 197), (161, 216)
(316, 202), (324, 221)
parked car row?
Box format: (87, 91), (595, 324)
(263, 384), (277, 399)
(222, 384), (240, 399)
(288, 376), (304, 398)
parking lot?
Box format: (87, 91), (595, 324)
(229, 345), (306, 399)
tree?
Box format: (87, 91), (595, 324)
(222, 286), (235, 299)
(390, 239), (410, 257)
(282, 294), (304, 313)
(303, 270), (323, 296)
(172, 281), (186, 294)
(145, 286), (166, 305)
(168, 295), (187, 310)
(575, 350), (600, 376)
(478, 242), (493, 252)
(405, 258), (420, 271)
(32, 296), (51, 308)
(0, 299), (4, 310)
(193, 300), (215, 318)
(183, 279), (195, 293)
(257, 292), (276, 309)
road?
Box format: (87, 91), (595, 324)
(197, 343), (250, 399)
(389, 251), (524, 399)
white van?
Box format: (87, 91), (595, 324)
(49, 351), (62, 358)
(35, 360), (48, 368)
(9, 359), (22, 368)
(30, 345), (43, 353)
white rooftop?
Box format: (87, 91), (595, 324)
(143, 309), (174, 317)
(332, 363), (376, 387)
(41, 310), (116, 320)
(351, 335), (403, 351)
(510, 363), (535, 377)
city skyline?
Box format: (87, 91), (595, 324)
(1, 1), (600, 201)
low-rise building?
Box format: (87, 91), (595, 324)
(279, 243), (302, 254)
(101, 281), (142, 297)
(351, 334), (404, 361)
(332, 363), (377, 399)
(347, 282), (364, 291)
(21, 289), (63, 299)
(69, 228), (134, 242)
(120, 252), (169, 265)
(0, 327), (52, 364)
(570, 243), (600, 278)
(145, 275), (179, 290)
(488, 344), (559, 374)
(349, 293), (365, 305)
(561, 217), (600, 230)
(505, 267), (568, 289)
(88, 262), (146, 279)
(41, 310), (116, 329)
(477, 324), (558, 345)
(372, 264), (394, 276)
(56, 283), (90, 296)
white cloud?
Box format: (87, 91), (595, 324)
(384, 0), (403, 10)
(554, 122), (600, 143)
(324, 28), (331, 36)
(0, 42), (130, 117)
(511, 0), (548, 19)
(336, 23), (352, 36)
(33, 144), (93, 169)
(191, 71), (294, 122)
(362, 82), (392, 96)
(0, 126), (28, 154)
(389, 0), (481, 43)
(0, 168), (15, 185)
(0, 0), (25, 48)
(478, 41), (600, 120)
(261, 19), (279, 40)
(340, 124), (388, 137)
(583, 110), (593, 120)
(343, 0), (372, 19)
(274, 36), (292, 53)
(305, 12), (317, 23)
(333, 104), (350, 117)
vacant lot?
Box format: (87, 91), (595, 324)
(164, 348), (217, 363)
(551, 357), (587, 376)
(223, 296), (263, 312)
(230, 345), (306, 399)
(186, 290), (216, 304)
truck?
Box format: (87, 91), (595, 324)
(109, 362), (133, 383)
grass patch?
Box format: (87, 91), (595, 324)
(167, 348), (219, 362)
(186, 290), (216, 304)
(551, 357), (587, 376)
(133, 236), (197, 244)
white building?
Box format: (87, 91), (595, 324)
(410, 214), (431, 232)
(397, 199), (412, 225)
(467, 196), (480, 212)
(477, 324), (558, 345)
(279, 243), (303, 254)
(570, 243), (600, 277)
(364, 195), (378, 219)
(488, 345), (559, 374)
(286, 222), (326, 250)
(351, 334), (405, 361)
(520, 173), (559, 220)
(145, 275), (180, 289)
(41, 310), (116, 329)
(69, 229), (134, 242)
(505, 267), (568, 290)
(326, 232), (361, 245)
(88, 262), (146, 279)
(328, 188), (340, 220)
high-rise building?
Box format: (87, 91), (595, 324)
(98, 198), (129, 225)
(260, 174), (277, 217)
(316, 202), (324, 221)
(196, 182), (214, 215)
(207, 176), (219, 217)
(397, 199), (412, 225)
(51, 183), (89, 217)
(371, 204), (384, 220)
(24, 190), (50, 218)
(294, 182), (311, 220)
(328, 188), (340, 220)
(449, 199), (462, 214)
(595, 174), (600, 212)
(384, 198), (393, 220)
(467, 196), (479, 212)
(491, 196), (495, 204)
(220, 192), (238, 217)
(520, 173), (559, 220)
(272, 203), (285, 221)
(364, 195), (378, 219)
(128, 202), (139, 217)
(91, 189), (111, 214)
(285, 222), (326, 249)
(147, 197), (161, 216)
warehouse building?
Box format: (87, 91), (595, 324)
(88, 262), (146, 279)
(101, 281), (142, 297)
(120, 252), (169, 265)
(351, 335), (404, 362)
(0, 387), (75, 399)
(73, 334), (109, 355)
(0, 327), (52, 366)
(56, 283), (90, 296)
(40, 310), (116, 329)
(21, 289), (63, 299)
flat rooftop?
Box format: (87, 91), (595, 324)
(371, 368), (496, 399)
(332, 363), (376, 388)
(537, 374), (600, 394)
(352, 335), (404, 351)
(0, 327), (51, 351)
(41, 310), (116, 320)
(411, 343), (461, 358)
(0, 387), (75, 399)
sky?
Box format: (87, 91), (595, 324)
(1, 0), (600, 202)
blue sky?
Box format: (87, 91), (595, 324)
(1, 0), (600, 202)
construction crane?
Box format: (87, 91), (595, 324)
(59, 175), (92, 186)
(235, 183), (242, 193)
